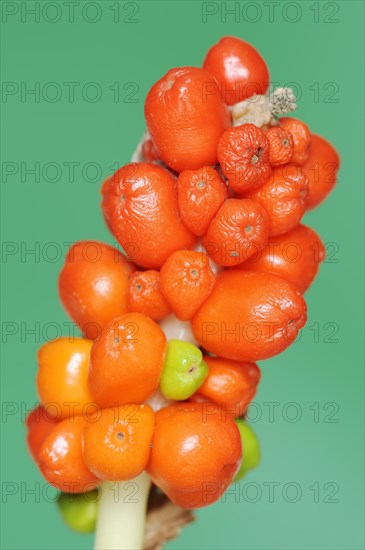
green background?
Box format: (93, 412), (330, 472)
(1, 1), (364, 548)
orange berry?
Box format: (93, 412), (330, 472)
(202, 198), (270, 267)
(102, 163), (196, 269)
(160, 250), (216, 321)
(141, 138), (159, 162)
(126, 270), (170, 321)
(302, 134), (340, 210)
(38, 416), (99, 493)
(190, 356), (260, 418)
(245, 164), (308, 236)
(237, 224), (326, 293)
(59, 240), (135, 340)
(88, 313), (166, 408)
(147, 403), (241, 508)
(217, 123), (271, 192)
(36, 338), (94, 420)
(26, 405), (58, 462)
(279, 117), (311, 165)
(191, 270), (307, 362)
(83, 404), (154, 481)
(203, 36), (270, 105)
(177, 166), (228, 237)
(265, 126), (294, 166)
(144, 67), (230, 172)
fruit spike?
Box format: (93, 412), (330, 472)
(26, 35), (340, 550)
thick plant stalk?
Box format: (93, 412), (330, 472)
(94, 473), (151, 550)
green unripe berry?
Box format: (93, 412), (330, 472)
(234, 419), (260, 482)
(160, 339), (208, 400)
(57, 490), (99, 534)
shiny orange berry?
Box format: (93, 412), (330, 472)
(102, 163), (196, 269)
(190, 357), (260, 418)
(145, 67), (230, 172)
(177, 166), (228, 237)
(147, 403), (242, 508)
(88, 313), (166, 408)
(26, 405), (58, 462)
(160, 250), (216, 321)
(59, 241), (135, 340)
(203, 36), (270, 105)
(279, 117), (311, 165)
(217, 123), (271, 193)
(38, 416), (99, 493)
(36, 338), (93, 420)
(83, 404), (155, 481)
(126, 270), (170, 321)
(245, 164), (308, 236)
(141, 138), (159, 162)
(237, 224), (326, 293)
(202, 198), (270, 267)
(191, 270), (307, 362)
(265, 126), (294, 166)
(302, 134), (340, 210)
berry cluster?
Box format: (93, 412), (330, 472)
(26, 36), (339, 548)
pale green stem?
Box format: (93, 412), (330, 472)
(94, 472), (151, 550)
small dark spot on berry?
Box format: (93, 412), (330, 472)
(116, 432), (124, 441)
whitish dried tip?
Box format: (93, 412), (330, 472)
(232, 87), (297, 128)
(269, 87), (297, 116)
(232, 94), (273, 128)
